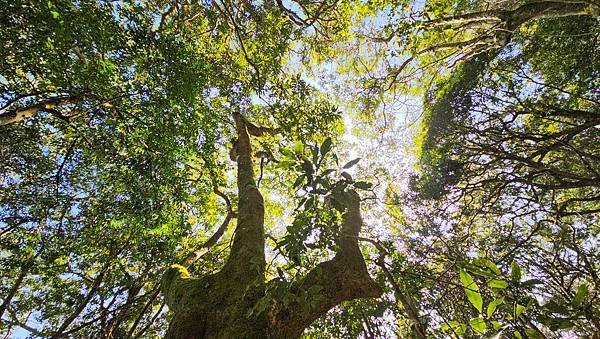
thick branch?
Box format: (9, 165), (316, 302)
(506, 1), (594, 28)
(0, 95), (81, 126)
(417, 35), (492, 54)
(221, 111), (265, 283)
(126, 287), (160, 338)
(181, 170), (236, 268)
(356, 237), (426, 338)
(271, 190), (382, 337)
(275, 0), (308, 26)
(422, 1), (594, 29)
(180, 212), (234, 268)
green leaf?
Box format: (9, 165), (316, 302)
(475, 258), (500, 275)
(320, 169), (335, 177)
(514, 331), (522, 339)
(469, 317), (487, 334)
(460, 270), (483, 313)
(341, 171), (353, 181)
(293, 175), (305, 189)
(572, 283), (589, 307)
(320, 137), (332, 157)
(307, 284), (323, 295)
(511, 261), (522, 282)
(521, 279), (543, 287)
(372, 303), (386, 318)
(543, 300), (564, 314)
(293, 140), (303, 153)
(277, 160), (295, 169)
(515, 303), (526, 318)
(441, 321), (458, 331)
(460, 269), (479, 291)
(487, 279), (509, 289)
(54, 256), (68, 266)
(549, 318), (574, 330)
(456, 323), (467, 335)
(342, 158), (361, 169)
(491, 320), (501, 330)
(301, 159), (314, 175)
(280, 147), (294, 157)
(487, 297), (504, 318)
(354, 181), (372, 190)
(465, 264), (496, 278)
(311, 146), (319, 165)
(525, 328), (542, 338)
(441, 321), (466, 335)
(304, 197), (315, 209)
(329, 196), (344, 212)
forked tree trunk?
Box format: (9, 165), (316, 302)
(160, 112), (381, 338)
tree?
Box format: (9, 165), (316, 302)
(1, 0), (599, 337)
(160, 112), (381, 337)
(404, 2), (599, 336)
(0, 0), (384, 337)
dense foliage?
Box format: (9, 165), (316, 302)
(1, 0), (598, 337)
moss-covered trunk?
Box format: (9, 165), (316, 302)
(160, 112), (381, 338)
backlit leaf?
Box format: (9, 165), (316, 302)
(460, 270), (483, 313)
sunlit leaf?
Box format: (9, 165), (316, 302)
(441, 321), (467, 335)
(487, 279), (508, 289)
(511, 261), (522, 283)
(469, 317), (487, 334)
(460, 270), (483, 313)
(486, 297), (504, 318)
(572, 283), (589, 307)
(293, 140), (303, 153)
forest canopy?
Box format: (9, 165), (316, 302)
(0, 0), (598, 337)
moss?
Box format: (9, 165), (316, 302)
(161, 264), (189, 294)
(161, 264), (206, 312)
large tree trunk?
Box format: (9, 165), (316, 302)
(160, 112), (381, 338)
(420, 1), (598, 62)
(425, 1), (596, 28)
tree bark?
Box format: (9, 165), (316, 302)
(268, 190), (383, 338)
(220, 111), (266, 283)
(0, 95), (81, 126)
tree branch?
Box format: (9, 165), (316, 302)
(0, 95), (82, 126)
(220, 111), (266, 283)
(358, 237), (427, 338)
(271, 190), (382, 337)
(51, 263), (110, 338)
(181, 212), (235, 268)
(181, 166), (236, 268)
